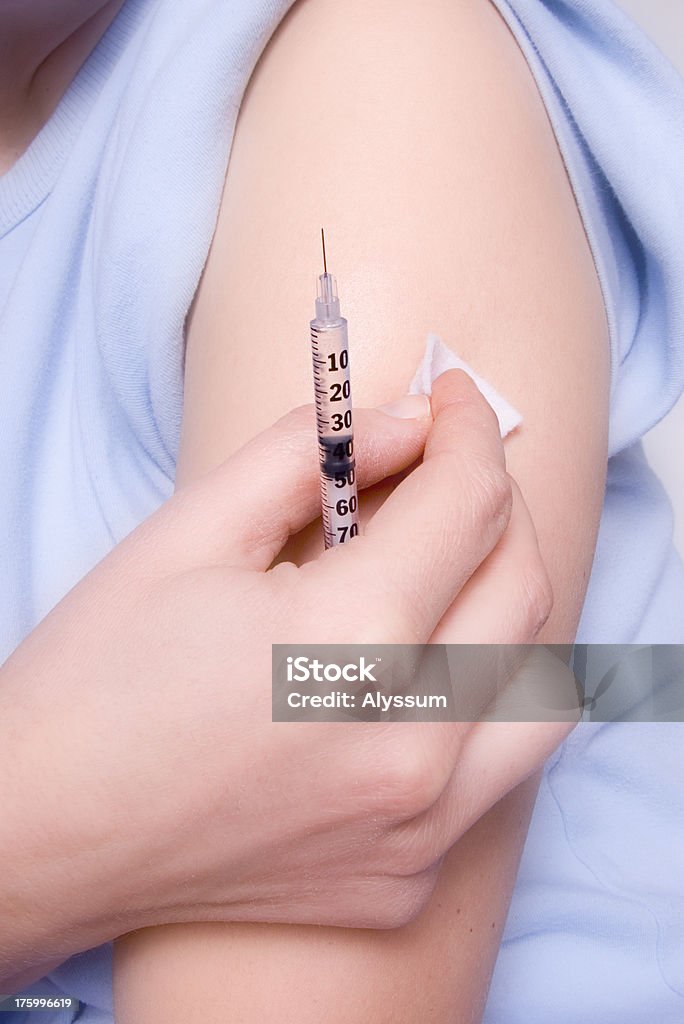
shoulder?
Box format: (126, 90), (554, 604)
(234, 0), (570, 208)
(182, 0), (608, 452)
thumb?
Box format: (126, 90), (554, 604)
(177, 394), (432, 571)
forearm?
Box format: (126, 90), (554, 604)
(0, 651), (146, 989)
(115, 774), (540, 1024)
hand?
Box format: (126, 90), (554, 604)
(0, 370), (563, 986)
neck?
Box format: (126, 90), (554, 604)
(0, 0), (125, 174)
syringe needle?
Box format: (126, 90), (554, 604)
(321, 227), (327, 274)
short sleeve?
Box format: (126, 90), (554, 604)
(490, 0), (684, 457)
(88, 0), (298, 481)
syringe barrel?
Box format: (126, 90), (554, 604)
(310, 315), (360, 548)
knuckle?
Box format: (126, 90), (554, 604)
(387, 825), (444, 877)
(374, 868), (439, 929)
(372, 731), (449, 818)
(322, 565), (421, 645)
(519, 559), (554, 637)
(462, 457), (512, 535)
(387, 797), (469, 877)
(263, 560), (304, 616)
(279, 402), (316, 431)
(267, 559), (301, 586)
(364, 586), (422, 645)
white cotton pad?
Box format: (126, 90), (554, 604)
(407, 333), (522, 439)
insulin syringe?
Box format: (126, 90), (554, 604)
(310, 230), (360, 549)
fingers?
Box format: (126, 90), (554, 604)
(321, 370), (513, 643)
(386, 649), (578, 874)
(179, 396), (432, 570)
(428, 477), (553, 644)
(406, 692), (578, 864)
(400, 484), (564, 856)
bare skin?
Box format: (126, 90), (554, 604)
(1, 375), (563, 992)
(0, 0), (609, 1016)
(113, 0), (609, 1021)
(0, 12), (573, 993)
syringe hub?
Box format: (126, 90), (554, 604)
(315, 272), (341, 322)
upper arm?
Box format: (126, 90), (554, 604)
(114, 0), (609, 1019)
(176, 0), (608, 632)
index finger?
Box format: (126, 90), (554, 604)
(319, 369), (513, 643)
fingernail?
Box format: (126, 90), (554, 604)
(376, 394), (432, 419)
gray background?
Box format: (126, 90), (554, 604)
(614, 0), (684, 556)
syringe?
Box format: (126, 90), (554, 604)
(310, 230), (360, 549)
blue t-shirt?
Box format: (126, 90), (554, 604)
(1, 0), (682, 1020)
